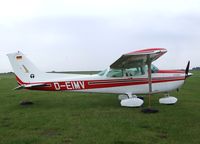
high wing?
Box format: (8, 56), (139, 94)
(110, 48), (167, 69)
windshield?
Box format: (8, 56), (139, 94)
(97, 69), (107, 76)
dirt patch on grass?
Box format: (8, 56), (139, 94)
(41, 129), (61, 137)
(157, 131), (168, 139)
(62, 137), (73, 144)
(0, 117), (12, 128)
(114, 141), (136, 144)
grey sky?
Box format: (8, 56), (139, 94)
(0, 0), (200, 72)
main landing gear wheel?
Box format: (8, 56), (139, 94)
(119, 94), (144, 107)
(159, 93), (178, 105)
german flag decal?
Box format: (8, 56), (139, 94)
(16, 55), (22, 60)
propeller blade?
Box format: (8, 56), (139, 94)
(185, 61), (190, 79)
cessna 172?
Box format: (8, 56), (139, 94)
(7, 48), (191, 107)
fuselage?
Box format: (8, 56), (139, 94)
(16, 68), (186, 95)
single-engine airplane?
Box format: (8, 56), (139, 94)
(7, 48), (191, 107)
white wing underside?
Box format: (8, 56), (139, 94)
(110, 48), (167, 69)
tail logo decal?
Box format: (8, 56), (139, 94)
(30, 74), (35, 78)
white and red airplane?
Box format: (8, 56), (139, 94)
(7, 48), (191, 107)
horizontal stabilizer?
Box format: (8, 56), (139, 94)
(13, 83), (48, 90)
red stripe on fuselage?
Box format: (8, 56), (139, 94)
(157, 70), (185, 74)
(28, 76), (185, 91)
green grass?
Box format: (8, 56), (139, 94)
(0, 71), (200, 144)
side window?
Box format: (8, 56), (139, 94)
(105, 65), (159, 78)
(125, 67), (144, 77)
(107, 69), (123, 77)
(144, 64), (159, 73)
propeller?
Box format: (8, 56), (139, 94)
(185, 61), (190, 79)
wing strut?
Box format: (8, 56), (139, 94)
(142, 55), (159, 113)
(147, 55), (152, 108)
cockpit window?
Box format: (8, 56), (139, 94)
(99, 64), (159, 77)
(151, 64), (159, 73)
(144, 64), (159, 73)
(107, 69), (123, 77)
(125, 67), (144, 77)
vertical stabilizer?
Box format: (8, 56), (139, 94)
(7, 51), (44, 84)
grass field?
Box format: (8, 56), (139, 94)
(0, 71), (200, 144)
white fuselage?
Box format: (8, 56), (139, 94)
(27, 70), (185, 95)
